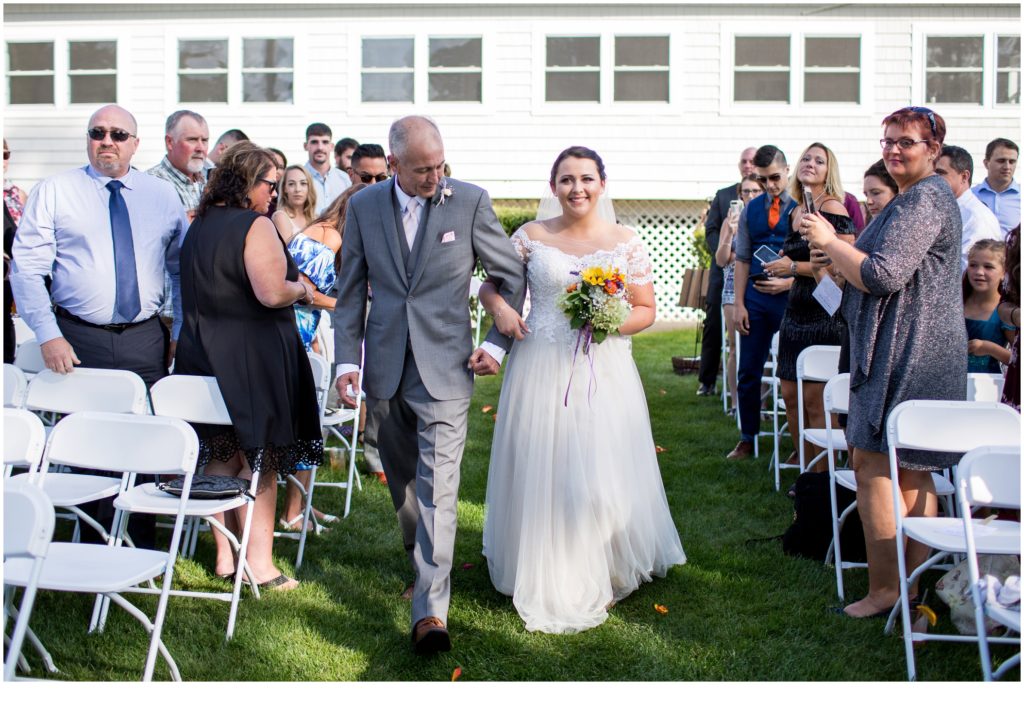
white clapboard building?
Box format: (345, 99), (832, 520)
(3, 0), (1020, 320)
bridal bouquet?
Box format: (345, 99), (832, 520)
(560, 265), (630, 349)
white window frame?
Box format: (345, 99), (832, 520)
(240, 37), (296, 105)
(176, 38), (230, 105)
(67, 39), (119, 105)
(360, 36), (415, 104)
(348, 27), (495, 116)
(530, 24), (680, 115)
(720, 22), (873, 116)
(913, 23), (1020, 114)
(995, 33), (1021, 105)
(163, 27), (303, 115)
(3, 29), (124, 111)
(426, 36), (483, 103)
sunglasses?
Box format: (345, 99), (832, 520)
(87, 127), (135, 142)
(356, 171), (389, 184)
(3, 151), (9, 161)
(908, 106), (938, 138)
(754, 173), (785, 184)
(259, 177), (278, 194)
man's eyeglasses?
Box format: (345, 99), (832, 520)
(87, 127), (135, 143)
(740, 188), (762, 196)
(754, 173), (785, 184)
(356, 171), (389, 184)
(880, 138), (929, 152)
(259, 178), (278, 194)
(908, 106), (938, 138)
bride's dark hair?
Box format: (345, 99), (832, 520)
(549, 146), (606, 185)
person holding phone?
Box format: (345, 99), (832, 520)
(762, 143), (855, 478)
(728, 145), (795, 459)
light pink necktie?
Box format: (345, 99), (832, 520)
(403, 198), (421, 250)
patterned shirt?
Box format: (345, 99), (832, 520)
(147, 156), (206, 214)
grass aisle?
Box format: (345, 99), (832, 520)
(17, 329), (1009, 681)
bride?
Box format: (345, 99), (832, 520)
(479, 146), (686, 634)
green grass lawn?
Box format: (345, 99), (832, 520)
(14, 329), (1017, 681)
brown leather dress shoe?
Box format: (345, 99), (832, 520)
(412, 616), (451, 654)
(726, 440), (754, 459)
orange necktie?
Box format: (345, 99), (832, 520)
(768, 196), (780, 229)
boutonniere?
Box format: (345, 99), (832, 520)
(434, 179), (454, 207)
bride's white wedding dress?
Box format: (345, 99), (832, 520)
(483, 229), (686, 634)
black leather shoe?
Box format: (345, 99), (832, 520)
(696, 383), (715, 397)
(412, 616), (451, 654)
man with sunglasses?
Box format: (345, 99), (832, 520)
(694, 146), (756, 397)
(348, 143), (390, 185)
(10, 103), (188, 546)
(728, 145), (795, 460)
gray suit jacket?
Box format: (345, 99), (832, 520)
(334, 178), (525, 401)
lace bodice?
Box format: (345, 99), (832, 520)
(510, 228), (653, 348)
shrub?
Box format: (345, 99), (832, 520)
(494, 205), (536, 236)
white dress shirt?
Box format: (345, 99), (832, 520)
(10, 165), (188, 344)
(957, 188), (1004, 270)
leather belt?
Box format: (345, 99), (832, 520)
(54, 306), (155, 333)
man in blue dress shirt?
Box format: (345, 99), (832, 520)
(972, 138), (1020, 235)
(11, 104), (187, 385)
(304, 122), (352, 215)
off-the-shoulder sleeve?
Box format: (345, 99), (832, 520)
(510, 228), (531, 263)
(626, 236), (654, 285)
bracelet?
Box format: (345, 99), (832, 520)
(790, 261), (797, 276)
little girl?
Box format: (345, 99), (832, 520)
(963, 239), (1015, 373)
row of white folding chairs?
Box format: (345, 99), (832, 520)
(5, 409), (201, 681)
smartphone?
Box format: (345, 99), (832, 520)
(803, 186), (816, 215)
(753, 245), (782, 266)
(729, 199), (743, 217)
(750, 273), (770, 283)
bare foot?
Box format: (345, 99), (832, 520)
(843, 593), (898, 618)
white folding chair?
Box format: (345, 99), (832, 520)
(12, 339), (44, 376)
(12, 316), (35, 347)
(885, 400), (1021, 680)
(3, 363), (28, 408)
(13, 411), (200, 680)
(315, 310), (334, 363)
(141, 373), (260, 640)
(733, 329), (785, 472)
(9, 368), (149, 544)
(959, 446), (1021, 681)
(3, 481), (56, 681)
(316, 362), (363, 520)
(720, 304), (730, 414)
(795, 345), (841, 473)
(967, 372), (1006, 403)
(470, 277), (485, 348)
(821, 374), (860, 600)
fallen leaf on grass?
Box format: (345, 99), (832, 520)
(655, 446), (667, 453)
(461, 563), (475, 570)
(659, 389), (667, 395)
(654, 604), (669, 615)
(481, 405), (493, 413)
(451, 667), (462, 681)
(492, 414), (498, 422)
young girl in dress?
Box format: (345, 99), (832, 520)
(963, 239), (1014, 373)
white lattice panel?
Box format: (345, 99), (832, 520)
(495, 199), (706, 322)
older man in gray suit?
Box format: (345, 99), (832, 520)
(334, 116), (525, 654)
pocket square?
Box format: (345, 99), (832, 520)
(441, 231), (456, 244)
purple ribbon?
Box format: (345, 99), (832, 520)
(563, 323), (598, 407)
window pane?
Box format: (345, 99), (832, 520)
(735, 37), (789, 67)
(926, 36), (983, 68)
(925, 71), (983, 103)
(179, 40), (227, 70)
(180, 74), (227, 102)
(362, 73), (413, 101)
(546, 37), (599, 67)
(70, 74), (116, 103)
(734, 71), (789, 101)
(805, 37), (859, 68)
(998, 36), (1021, 68)
(545, 71), (599, 101)
(362, 38), (413, 69)
(428, 73), (481, 101)
(614, 70), (668, 101)
(615, 36), (669, 66)
(996, 71), (1020, 104)
(8, 75), (53, 103)
(70, 41), (115, 70)
(243, 38), (293, 69)
(243, 72), (292, 102)
(804, 73), (859, 102)
(429, 38), (481, 68)
(8, 42), (53, 71)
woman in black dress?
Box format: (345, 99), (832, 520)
(763, 143), (854, 470)
(175, 142), (322, 590)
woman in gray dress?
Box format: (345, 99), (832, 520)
(801, 106), (965, 619)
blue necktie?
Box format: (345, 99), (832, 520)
(105, 180), (142, 323)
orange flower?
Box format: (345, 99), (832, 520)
(481, 405), (493, 414)
(604, 281), (618, 295)
(566, 283), (578, 292)
(654, 604), (669, 615)
(451, 667), (462, 681)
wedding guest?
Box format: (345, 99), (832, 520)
(304, 123), (351, 215)
(272, 165), (317, 238)
(147, 110), (210, 221)
(174, 141), (322, 590)
(3, 138), (25, 363)
(10, 104), (188, 548)
(209, 128), (249, 166)
(998, 225), (1020, 411)
(763, 143), (853, 473)
(728, 145), (795, 459)
(3, 138), (26, 225)
(335, 137), (359, 172)
(265, 148), (288, 217)
(348, 143), (389, 185)
(861, 159), (898, 224)
(934, 145), (1002, 269)
(973, 138), (1020, 234)
(715, 173), (763, 415)
(696, 147), (757, 396)
(962, 239), (1013, 373)
(802, 106), (965, 618)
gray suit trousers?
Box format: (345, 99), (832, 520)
(372, 347), (471, 626)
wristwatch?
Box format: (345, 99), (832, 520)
(790, 262), (798, 276)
